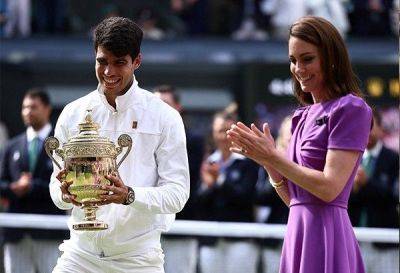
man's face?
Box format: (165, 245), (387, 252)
(154, 92), (182, 112)
(367, 116), (383, 149)
(21, 97), (51, 129)
(95, 46), (141, 97)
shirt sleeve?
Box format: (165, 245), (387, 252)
(131, 109), (190, 214)
(328, 96), (372, 152)
(49, 108), (74, 210)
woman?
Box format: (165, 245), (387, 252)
(198, 111), (259, 273)
(227, 16), (371, 273)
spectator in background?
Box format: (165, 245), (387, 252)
(3, 0), (31, 38)
(0, 88), (67, 273)
(305, 0), (349, 38)
(348, 109), (399, 273)
(260, 0), (349, 39)
(137, 8), (165, 40)
(154, 85), (204, 273)
(171, 0), (208, 35)
(349, 0), (394, 36)
(254, 115), (290, 273)
(260, 0), (306, 39)
(380, 107), (399, 152)
(232, 0), (268, 40)
(390, 0), (399, 35)
(0, 121), (8, 151)
(33, 0), (67, 34)
(197, 111), (259, 273)
(0, 0), (7, 37)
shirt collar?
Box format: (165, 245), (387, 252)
(364, 141), (383, 159)
(97, 76), (142, 112)
(26, 123), (52, 142)
(208, 149), (246, 166)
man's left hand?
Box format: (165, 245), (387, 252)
(97, 174), (129, 205)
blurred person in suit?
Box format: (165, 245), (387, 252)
(254, 115), (290, 273)
(154, 85), (204, 273)
(0, 121), (8, 152)
(3, 0), (31, 38)
(0, 88), (67, 273)
(348, 108), (399, 273)
(197, 111), (259, 273)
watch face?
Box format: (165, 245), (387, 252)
(127, 192), (134, 203)
(125, 187), (135, 205)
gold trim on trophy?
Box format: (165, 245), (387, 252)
(45, 109), (132, 231)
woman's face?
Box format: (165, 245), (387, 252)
(212, 117), (234, 151)
(289, 37), (328, 102)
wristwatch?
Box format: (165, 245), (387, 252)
(123, 186), (135, 205)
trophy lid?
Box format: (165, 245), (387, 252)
(63, 109), (118, 158)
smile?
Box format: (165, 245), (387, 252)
(298, 75), (312, 81)
(104, 78), (120, 84)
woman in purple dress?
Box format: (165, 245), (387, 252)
(227, 16), (371, 273)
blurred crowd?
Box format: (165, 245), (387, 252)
(0, 84), (398, 273)
(0, 0), (398, 39)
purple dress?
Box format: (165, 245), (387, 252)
(280, 94), (372, 273)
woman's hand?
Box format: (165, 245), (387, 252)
(200, 161), (220, 188)
(226, 122), (278, 165)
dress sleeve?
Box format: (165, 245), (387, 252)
(327, 96), (372, 152)
(291, 107), (307, 134)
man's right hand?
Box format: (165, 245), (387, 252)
(56, 169), (82, 206)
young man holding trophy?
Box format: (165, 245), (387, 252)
(48, 17), (190, 273)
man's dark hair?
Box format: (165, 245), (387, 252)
(93, 17), (143, 60)
(24, 87), (51, 106)
(153, 85), (181, 104)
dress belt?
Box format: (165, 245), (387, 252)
(289, 199), (347, 209)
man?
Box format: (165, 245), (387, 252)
(0, 89), (67, 273)
(50, 17), (189, 273)
(154, 85), (204, 273)
(349, 109), (399, 273)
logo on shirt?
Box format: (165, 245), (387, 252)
(132, 121), (138, 129)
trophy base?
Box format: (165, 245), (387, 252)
(73, 221), (108, 231)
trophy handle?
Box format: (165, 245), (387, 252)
(116, 134), (132, 169)
(44, 136), (64, 170)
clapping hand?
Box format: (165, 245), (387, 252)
(200, 160), (220, 188)
(226, 122), (277, 166)
(10, 172), (32, 197)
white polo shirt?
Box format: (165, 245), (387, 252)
(49, 78), (189, 258)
